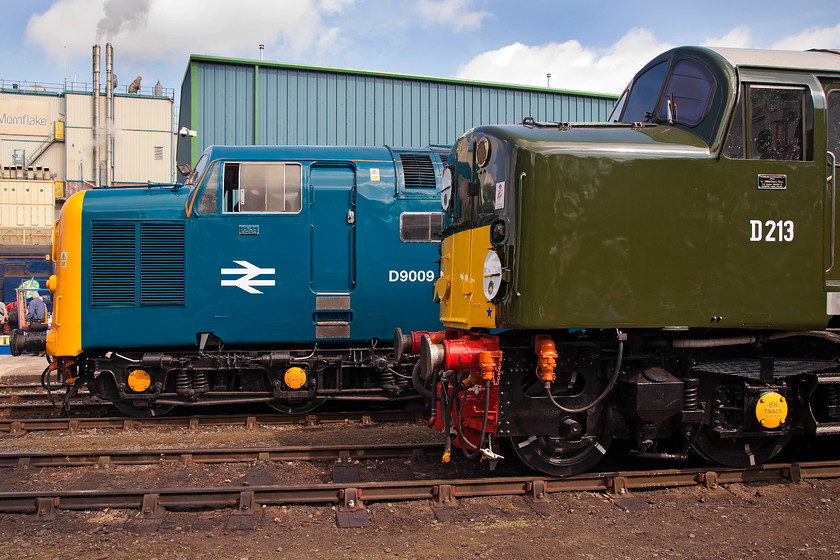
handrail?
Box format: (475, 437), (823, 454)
(25, 132), (56, 167)
(827, 151), (837, 274)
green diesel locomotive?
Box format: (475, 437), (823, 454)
(404, 46), (840, 475)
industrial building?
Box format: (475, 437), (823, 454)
(177, 54), (617, 168)
(0, 44), (174, 303)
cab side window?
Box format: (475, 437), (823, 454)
(724, 85), (810, 161)
(400, 212), (445, 242)
(196, 162), (219, 215)
(223, 162), (303, 214)
(749, 86), (806, 161)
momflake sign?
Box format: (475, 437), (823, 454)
(0, 99), (51, 136)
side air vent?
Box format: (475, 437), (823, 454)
(396, 152), (437, 189)
(90, 221), (185, 307)
(140, 222), (185, 306)
(91, 222), (136, 306)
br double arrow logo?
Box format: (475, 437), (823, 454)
(221, 260), (276, 294)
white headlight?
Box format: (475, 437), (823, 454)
(441, 168), (452, 210)
(483, 250), (503, 300)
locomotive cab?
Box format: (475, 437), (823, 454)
(412, 46), (840, 476)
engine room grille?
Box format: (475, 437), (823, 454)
(90, 221), (185, 307)
(140, 222), (186, 305)
(396, 152), (436, 189)
(90, 222), (136, 306)
(690, 359), (838, 379)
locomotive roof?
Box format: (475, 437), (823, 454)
(705, 46), (840, 72)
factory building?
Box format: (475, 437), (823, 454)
(0, 44), (174, 303)
(177, 55), (617, 168)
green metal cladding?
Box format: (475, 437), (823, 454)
(178, 55), (617, 167)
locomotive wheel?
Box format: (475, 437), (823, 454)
(691, 428), (790, 468)
(509, 433), (612, 476)
(266, 398), (326, 414)
(99, 375), (175, 418)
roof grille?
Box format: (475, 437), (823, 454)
(396, 152), (436, 189)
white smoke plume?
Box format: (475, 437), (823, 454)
(96, 0), (152, 41)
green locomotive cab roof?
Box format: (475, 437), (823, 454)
(609, 47), (738, 151)
(610, 46), (840, 153)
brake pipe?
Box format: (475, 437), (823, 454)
(456, 379), (492, 460)
(439, 371), (453, 463)
(545, 330), (625, 414)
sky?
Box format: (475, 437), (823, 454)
(2, 0), (840, 103)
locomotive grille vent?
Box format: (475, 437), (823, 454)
(91, 222), (136, 306)
(690, 359), (838, 379)
(396, 152), (436, 189)
(140, 222), (185, 306)
(90, 221), (185, 307)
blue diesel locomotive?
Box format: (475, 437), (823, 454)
(14, 145), (445, 416)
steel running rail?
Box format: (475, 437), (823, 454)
(0, 410), (428, 434)
(1, 461), (838, 517)
(0, 442), (445, 469)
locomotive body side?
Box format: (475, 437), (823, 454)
(415, 46), (840, 475)
(38, 145), (446, 415)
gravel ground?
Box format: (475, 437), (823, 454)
(0, 422), (838, 560)
(2, 357), (839, 559)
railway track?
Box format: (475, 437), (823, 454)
(0, 441), (444, 468)
(0, 410), (427, 434)
(0, 382), (99, 416)
(1, 452), (838, 525)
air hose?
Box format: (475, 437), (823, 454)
(439, 373), (452, 462)
(412, 361), (433, 400)
(546, 337), (624, 414)
(455, 379), (492, 460)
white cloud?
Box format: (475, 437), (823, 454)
(320, 0), (355, 13)
(771, 23), (840, 50)
(24, 0), (103, 57)
(701, 26), (753, 48)
(414, 0), (490, 31)
(455, 28), (671, 94)
(699, 23), (840, 51)
(25, 0), (343, 61)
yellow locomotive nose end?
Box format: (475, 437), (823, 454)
(284, 367), (307, 390)
(755, 392), (788, 429)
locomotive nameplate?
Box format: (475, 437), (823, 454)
(757, 174), (786, 190)
(239, 225), (259, 235)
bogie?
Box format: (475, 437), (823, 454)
(85, 343), (417, 416)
